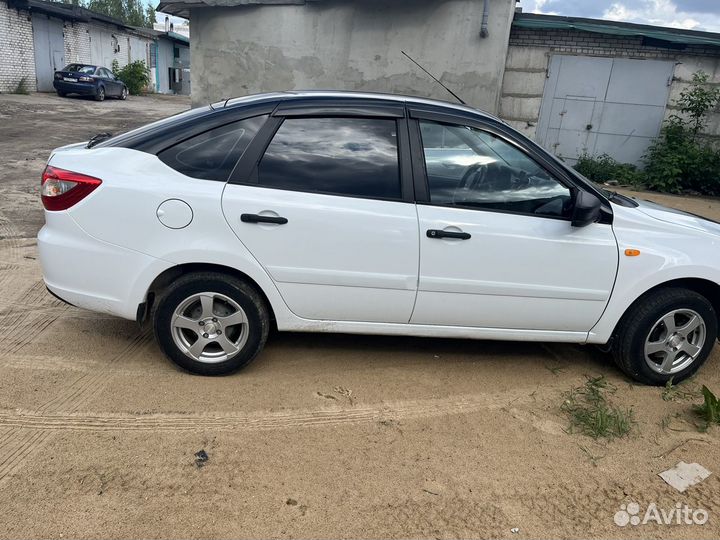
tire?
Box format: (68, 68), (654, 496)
(120, 86), (128, 100)
(95, 86), (105, 101)
(56, 90), (66, 97)
(612, 287), (717, 385)
(153, 272), (270, 375)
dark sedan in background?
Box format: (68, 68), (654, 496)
(53, 64), (128, 102)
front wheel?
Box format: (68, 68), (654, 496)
(154, 273), (270, 375)
(613, 288), (717, 385)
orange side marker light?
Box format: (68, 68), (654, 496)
(625, 249), (641, 257)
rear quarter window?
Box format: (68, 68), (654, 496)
(158, 115), (268, 181)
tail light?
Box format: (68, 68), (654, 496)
(41, 166), (102, 211)
(79, 76), (93, 82)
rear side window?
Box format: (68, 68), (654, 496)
(158, 115), (268, 181)
(257, 117), (401, 199)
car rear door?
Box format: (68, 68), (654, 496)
(221, 102), (419, 323)
(408, 109), (619, 333)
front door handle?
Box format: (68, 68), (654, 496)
(427, 229), (471, 240)
(241, 213), (288, 225)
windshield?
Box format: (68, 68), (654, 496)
(63, 64), (95, 74)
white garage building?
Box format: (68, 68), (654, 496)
(500, 13), (720, 166)
(0, 0), (156, 92)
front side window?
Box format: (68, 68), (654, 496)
(419, 121), (571, 217)
(257, 117), (401, 199)
(158, 115), (268, 181)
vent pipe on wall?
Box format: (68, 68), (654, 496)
(480, 0), (490, 38)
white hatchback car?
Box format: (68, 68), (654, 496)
(38, 91), (720, 384)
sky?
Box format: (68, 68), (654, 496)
(519, 0), (720, 32)
(151, 0), (720, 33)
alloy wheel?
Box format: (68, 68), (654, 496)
(643, 308), (706, 375)
(171, 292), (249, 364)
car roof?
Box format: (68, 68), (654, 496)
(214, 90), (502, 123)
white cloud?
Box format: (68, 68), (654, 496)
(603, 0), (705, 30)
(519, 0), (720, 32)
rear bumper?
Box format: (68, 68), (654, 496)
(38, 211), (173, 320)
(53, 80), (98, 95)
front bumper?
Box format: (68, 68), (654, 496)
(38, 211), (173, 320)
(53, 80), (98, 95)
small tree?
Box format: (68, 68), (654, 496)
(111, 60), (151, 95)
(643, 70), (720, 195)
(676, 71), (720, 137)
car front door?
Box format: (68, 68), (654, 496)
(408, 112), (619, 333)
(221, 104), (419, 323)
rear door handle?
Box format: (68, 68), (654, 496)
(241, 213), (288, 225)
(427, 229), (471, 240)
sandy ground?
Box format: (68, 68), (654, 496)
(0, 92), (719, 539)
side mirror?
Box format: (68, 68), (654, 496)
(571, 190), (602, 227)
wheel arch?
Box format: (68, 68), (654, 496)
(612, 277), (720, 340)
(139, 262), (277, 328)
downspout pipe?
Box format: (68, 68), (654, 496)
(480, 0), (490, 38)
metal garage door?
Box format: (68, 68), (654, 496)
(32, 14), (65, 92)
(536, 56), (675, 167)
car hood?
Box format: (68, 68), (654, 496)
(633, 198), (720, 236)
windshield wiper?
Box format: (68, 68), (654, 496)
(86, 132), (113, 148)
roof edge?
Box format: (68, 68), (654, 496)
(513, 12), (720, 47)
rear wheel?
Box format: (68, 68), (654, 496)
(94, 86), (105, 101)
(119, 86), (128, 100)
(613, 288), (717, 385)
(154, 273), (270, 375)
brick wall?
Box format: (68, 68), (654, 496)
(499, 26), (720, 141)
(64, 21), (91, 65)
(508, 27), (720, 59)
(0, 3), (36, 92)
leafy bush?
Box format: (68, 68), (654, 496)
(111, 59), (151, 95)
(574, 153), (644, 186)
(643, 71), (720, 195)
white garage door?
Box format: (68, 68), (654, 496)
(536, 56), (675, 167)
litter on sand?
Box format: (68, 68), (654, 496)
(658, 461), (711, 492)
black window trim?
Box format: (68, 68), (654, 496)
(228, 108), (414, 204)
(98, 101), (280, 154)
(407, 108), (613, 224)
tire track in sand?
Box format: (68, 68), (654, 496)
(0, 391), (535, 433)
(0, 328), (154, 485)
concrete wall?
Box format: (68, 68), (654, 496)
(189, 0), (516, 109)
(0, 3), (36, 92)
(499, 26), (720, 145)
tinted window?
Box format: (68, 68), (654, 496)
(158, 115), (268, 181)
(419, 121), (571, 217)
(257, 117), (401, 199)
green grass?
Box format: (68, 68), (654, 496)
(561, 376), (635, 440)
(694, 386), (720, 431)
(662, 378), (699, 402)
